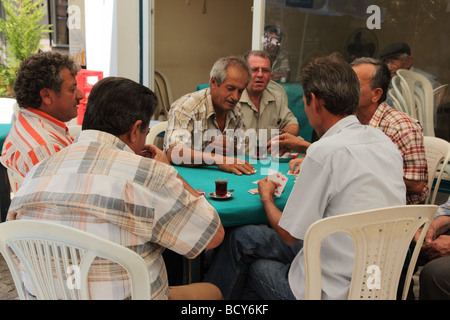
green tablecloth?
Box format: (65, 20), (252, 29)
(0, 124), (12, 222)
(175, 157), (295, 227)
(195, 82), (313, 142)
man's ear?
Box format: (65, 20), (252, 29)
(210, 77), (218, 89)
(372, 88), (384, 103)
(40, 88), (53, 105)
(129, 120), (143, 143)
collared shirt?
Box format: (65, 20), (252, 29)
(238, 87), (298, 153)
(279, 115), (406, 300)
(369, 102), (429, 204)
(7, 130), (220, 300)
(0, 108), (74, 190)
(163, 88), (243, 153)
(436, 196), (450, 218)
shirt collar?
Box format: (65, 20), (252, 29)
(322, 115), (360, 139)
(76, 130), (135, 154)
(369, 102), (389, 128)
(23, 107), (68, 131)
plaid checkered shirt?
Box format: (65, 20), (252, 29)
(369, 102), (429, 204)
(7, 130), (220, 300)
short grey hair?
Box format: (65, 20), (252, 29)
(210, 56), (250, 86)
(351, 57), (391, 103)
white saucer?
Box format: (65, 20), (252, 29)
(208, 192), (234, 200)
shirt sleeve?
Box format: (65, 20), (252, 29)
(279, 155), (333, 240)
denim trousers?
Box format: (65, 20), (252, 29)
(203, 224), (302, 300)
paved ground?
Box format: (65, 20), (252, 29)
(0, 253), (18, 300)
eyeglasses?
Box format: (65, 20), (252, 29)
(263, 37), (280, 46)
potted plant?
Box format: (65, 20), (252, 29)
(0, 0), (52, 97)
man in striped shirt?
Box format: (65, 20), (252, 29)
(1, 52), (83, 191)
(7, 77), (224, 300)
(351, 57), (429, 204)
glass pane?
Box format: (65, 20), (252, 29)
(264, 0), (449, 87)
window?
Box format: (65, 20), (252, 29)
(48, 0), (69, 47)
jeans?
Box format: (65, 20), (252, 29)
(203, 224), (302, 300)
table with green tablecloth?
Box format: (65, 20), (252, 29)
(195, 82), (314, 142)
(175, 156), (296, 227)
(0, 124), (12, 222)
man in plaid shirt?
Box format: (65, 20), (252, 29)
(351, 57), (429, 204)
(7, 77), (224, 300)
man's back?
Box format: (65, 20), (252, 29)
(280, 115), (406, 299)
(7, 130), (220, 299)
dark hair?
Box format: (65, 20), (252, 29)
(264, 25), (283, 40)
(14, 51), (81, 109)
(350, 57), (391, 103)
(301, 55), (360, 116)
(82, 77), (158, 137)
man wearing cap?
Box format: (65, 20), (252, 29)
(380, 42), (441, 88)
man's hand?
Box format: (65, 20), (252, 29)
(217, 156), (256, 176)
(288, 157), (304, 175)
(141, 144), (171, 166)
(268, 132), (311, 156)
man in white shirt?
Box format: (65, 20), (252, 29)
(204, 55), (406, 300)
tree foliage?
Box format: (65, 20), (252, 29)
(0, 0), (52, 96)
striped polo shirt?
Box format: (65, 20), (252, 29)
(0, 107), (74, 190)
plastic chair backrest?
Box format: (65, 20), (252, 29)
(423, 136), (450, 204)
(433, 84), (448, 109)
(0, 98), (17, 124)
(397, 69), (435, 136)
(0, 220), (151, 300)
(388, 88), (405, 113)
(303, 205), (438, 300)
(146, 121), (167, 145)
(392, 76), (412, 117)
(153, 69), (173, 121)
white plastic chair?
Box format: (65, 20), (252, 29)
(391, 76), (412, 117)
(388, 88), (406, 113)
(153, 69), (174, 121)
(433, 84), (448, 110)
(146, 121), (167, 145)
(67, 124), (82, 140)
(423, 136), (450, 204)
(0, 98), (17, 124)
(397, 69), (435, 137)
(303, 205), (438, 300)
(0, 220), (151, 300)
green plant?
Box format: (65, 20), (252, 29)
(0, 0), (52, 97)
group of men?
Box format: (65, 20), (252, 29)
(1, 39), (448, 300)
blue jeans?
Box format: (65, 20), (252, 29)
(203, 224), (302, 300)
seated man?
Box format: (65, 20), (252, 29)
(164, 56), (256, 176)
(263, 25), (290, 82)
(415, 196), (450, 300)
(7, 77), (224, 300)
(238, 50), (299, 154)
(1, 51), (83, 190)
(351, 57), (429, 204)
(380, 42), (441, 107)
(204, 55), (406, 300)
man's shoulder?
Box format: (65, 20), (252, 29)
(172, 88), (210, 112)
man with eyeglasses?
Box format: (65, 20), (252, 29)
(380, 42), (441, 107)
(263, 25), (291, 82)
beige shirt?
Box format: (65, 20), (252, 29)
(164, 88), (244, 153)
(238, 87), (298, 153)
